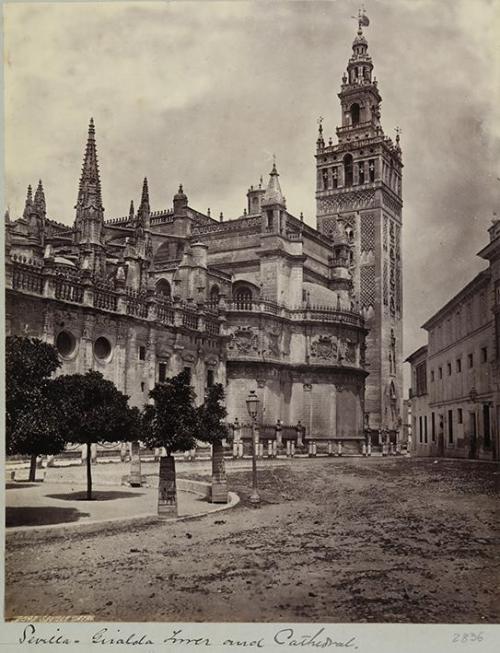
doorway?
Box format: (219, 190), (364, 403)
(469, 411), (477, 459)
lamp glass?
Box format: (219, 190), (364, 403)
(246, 391), (259, 419)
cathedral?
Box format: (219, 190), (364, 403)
(5, 17), (403, 449)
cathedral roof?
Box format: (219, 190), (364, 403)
(262, 162), (286, 207)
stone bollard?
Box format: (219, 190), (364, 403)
(312, 441), (317, 456)
(46, 455), (55, 468)
(396, 442), (401, 455)
(258, 442), (264, 458)
(290, 441), (295, 457)
(286, 440), (292, 457)
(154, 447), (160, 462)
(382, 442), (387, 456)
(120, 442), (128, 462)
(211, 442), (228, 504)
(183, 450), (191, 462)
(268, 440), (274, 458)
(91, 443), (98, 464)
(337, 441), (343, 457)
(129, 440), (142, 487)
(328, 441), (334, 457)
(36, 456), (43, 469)
(362, 442), (367, 456)
(390, 442), (395, 456)
(158, 456), (177, 517)
(272, 440), (278, 457)
(80, 445), (87, 465)
(238, 441), (244, 458)
(190, 447), (196, 461)
(367, 441), (372, 456)
(233, 441), (239, 458)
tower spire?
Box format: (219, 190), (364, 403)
(137, 177), (150, 228)
(33, 180), (46, 217)
(262, 159), (286, 207)
(76, 117), (103, 214)
(23, 185), (33, 220)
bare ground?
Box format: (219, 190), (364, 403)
(5, 457), (500, 623)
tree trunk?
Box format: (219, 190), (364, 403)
(86, 441), (93, 500)
(129, 440), (142, 487)
(28, 454), (37, 482)
(211, 441), (228, 503)
(158, 454), (177, 517)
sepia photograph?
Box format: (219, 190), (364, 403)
(2, 0), (500, 636)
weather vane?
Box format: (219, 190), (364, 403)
(351, 6), (370, 29)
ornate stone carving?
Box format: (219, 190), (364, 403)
(360, 265), (376, 309)
(266, 331), (280, 357)
(310, 335), (337, 360)
(229, 327), (258, 354)
(360, 212), (375, 252)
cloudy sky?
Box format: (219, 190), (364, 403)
(4, 0), (500, 368)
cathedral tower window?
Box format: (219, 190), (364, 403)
(343, 154), (354, 187)
(332, 167), (338, 188)
(358, 162), (365, 184)
(350, 103), (360, 125)
(368, 160), (375, 182)
(210, 284), (220, 306)
(322, 169), (329, 190)
(266, 210), (274, 231)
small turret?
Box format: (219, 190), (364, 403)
(23, 185), (33, 221)
(128, 200), (135, 224)
(261, 160), (286, 234)
(173, 184), (188, 216)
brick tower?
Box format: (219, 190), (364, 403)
(315, 11), (403, 442)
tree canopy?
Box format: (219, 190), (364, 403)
(142, 369), (199, 455)
(51, 370), (132, 446)
(198, 383), (229, 446)
(6, 336), (65, 456)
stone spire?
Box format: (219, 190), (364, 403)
(129, 200), (135, 223)
(23, 185), (33, 220)
(75, 118), (104, 223)
(33, 180), (46, 217)
(262, 161), (286, 207)
(74, 118), (106, 275)
(137, 177), (150, 229)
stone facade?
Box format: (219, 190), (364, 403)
(5, 21), (405, 447)
(406, 223), (500, 460)
(315, 20), (403, 443)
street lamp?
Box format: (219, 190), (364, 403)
(246, 390), (260, 505)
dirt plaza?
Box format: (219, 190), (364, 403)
(5, 457), (500, 623)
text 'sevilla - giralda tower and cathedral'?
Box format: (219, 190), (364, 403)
(5, 15), (403, 447)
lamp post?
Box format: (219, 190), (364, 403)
(246, 389), (260, 505)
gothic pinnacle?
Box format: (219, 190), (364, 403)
(34, 179), (46, 214)
(23, 185), (33, 219)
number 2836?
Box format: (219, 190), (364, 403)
(452, 633), (484, 644)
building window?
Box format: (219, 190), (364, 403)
(457, 408), (463, 424)
(140, 382), (145, 392)
(447, 362), (452, 376)
(56, 330), (77, 359)
(158, 362), (167, 383)
(207, 369), (214, 388)
(430, 370), (435, 382)
(424, 415), (428, 444)
(266, 210), (274, 231)
(438, 367), (443, 379)
(234, 286), (253, 310)
(368, 160), (375, 182)
(210, 285), (220, 306)
(139, 346), (146, 361)
(448, 409), (454, 444)
(358, 162), (365, 184)
(343, 153), (354, 187)
(483, 404), (491, 447)
(415, 362), (427, 396)
(431, 412), (436, 442)
(481, 347), (488, 363)
(350, 103), (360, 125)
(468, 353), (474, 368)
(155, 278), (171, 299)
(94, 336), (112, 361)
(322, 169), (329, 190)
(456, 358), (461, 373)
(419, 415), (423, 443)
(332, 167), (338, 188)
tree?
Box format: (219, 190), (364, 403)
(142, 369), (199, 516)
(52, 371), (132, 500)
(6, 336), (65, 481)
(198, 384), (230, 503)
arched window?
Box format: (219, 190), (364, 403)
(210, 284), (220, 306)
(350, 103), (360, 125)
(155, 278), (171, 299)
(234, 286), (253, 310)
(343, 154), (354, 187)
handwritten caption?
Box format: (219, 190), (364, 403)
(18, 624), (359, 649)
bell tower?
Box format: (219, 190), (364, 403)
(315, 11), (403, 442)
